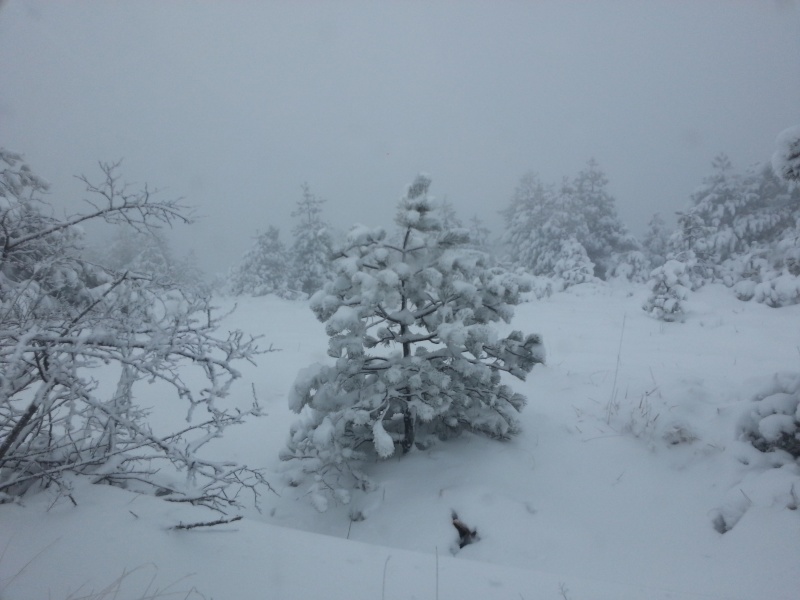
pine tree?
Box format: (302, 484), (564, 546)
(502, 173), (579, 280)
(772, 125), (800, 183)
(571, 159), (638, 279)
(281, 175), (544, 507)
(229, 226), (292, 297)
(502, 163), (639, 284)
(468, 214), (491, 252)
(550, 237), (595, 288)
(438, 197), (463, 230)
(670, 155), (800, 298)
(643, 258), (693, 322)
(642, 212), (670, 269)
(289, 183), (333, 296)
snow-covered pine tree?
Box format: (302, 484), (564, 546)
(669, 154), (800, 302)
(772, 125), (800, 183)
(229, 225), (292, 297)
(669, 154), (748, 283)
(736, 129), (800, 479)
(129, 229), (175, 278)
(468, 214), (492, 252)
(502, 164), (639, 285)
(642, 257), (693, 322)
(571, 159), (639, 279)
(545, 237), (595, 290)
(669, 211), (715, 288)
(282, 175), (544, 506)
(501, 172), (551, 272)
(290, 183), (333, 296)
(438, 197), (463, 230)
(501, 173), (584, 284)
(607, 249), (651, 283)
(642, 212), (671, 269)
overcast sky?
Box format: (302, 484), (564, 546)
(2, 1), (799, 274)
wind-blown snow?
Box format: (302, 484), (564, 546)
(1, 283), (799, 600)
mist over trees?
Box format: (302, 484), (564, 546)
(89, 224), (204, 292)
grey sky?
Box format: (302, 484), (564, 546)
(2, 1), (799, 274)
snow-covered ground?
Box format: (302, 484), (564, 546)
(2, 282), (799, 599)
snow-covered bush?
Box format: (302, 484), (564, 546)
(0, 151), (267, 509)
(525, 274), (555, 300)
(739, 373), (800, 459)
(642, 259), (692, 322)
(720, 234), (800, 306)
(753, 274), (800, 308)
(281, 175), (544, 506)
(551, 237), (596, 289)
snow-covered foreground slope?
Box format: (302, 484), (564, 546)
(2, 283), (799, 599)
(0, 479), (729, 600)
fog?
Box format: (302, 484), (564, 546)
(1, 0), (799, 274)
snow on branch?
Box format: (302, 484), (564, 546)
(0, 150), (273, 512)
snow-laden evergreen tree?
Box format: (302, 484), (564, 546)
(501, 173), (584, 285)
(502, 163), (639, 284)
(642, 258), (693, 322)
(669, 157), (789, 277)
(468, 214), (492, 252)
(281, 175), (544, 508)
(228, 225), (293, 297)
(290, 183), (333, 296)
(735, 129), (800, 493)
(545, 237), (595, 289)
(772, 125), (800, 184)
(668, 211), (715, 288)
(670, 154), (741, 269)
(669, 154), (800, 303)
(438, 197), (463, 230)
(501, 172), (549, 271)
(571, 159), (639, 279)
(642, 212), (671, 269)
(607, 249), (651, 283)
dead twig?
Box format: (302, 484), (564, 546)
(170, 516), (242, 530)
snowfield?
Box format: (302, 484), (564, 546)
(2, 282), (799, 600)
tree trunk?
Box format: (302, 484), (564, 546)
(401, 405), (415, 454)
